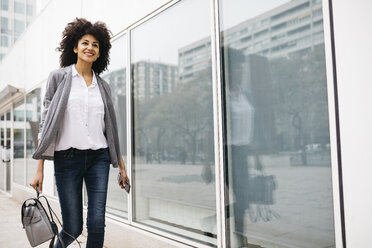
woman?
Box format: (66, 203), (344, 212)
(30, 18), (129, 248)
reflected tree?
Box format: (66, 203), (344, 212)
(270, 44), (330, 159)
(139, 67), (213, 165)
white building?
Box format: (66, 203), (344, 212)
(0, 0), (36, 60)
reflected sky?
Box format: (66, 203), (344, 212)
(132, 0), (289, 64)
(106, 35), (126, 73)
(131, 0), (211, 64)
(221, 0), (289, 28)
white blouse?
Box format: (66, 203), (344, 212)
(230, 92), (255, 146)
(55, 64), (108, 151)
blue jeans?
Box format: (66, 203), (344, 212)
(53, 148), (110, 248)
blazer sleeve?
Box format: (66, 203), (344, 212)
(37, 70), (61, 140)
(103, 79), (122, 163)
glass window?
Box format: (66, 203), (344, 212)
(219, 0), (335, 247)
(26, 4), (33, 16)
(14, 19), (25, 35)
(5, 111), (11, 192)
(0, 113), (5, 191)
(14, 1), (25, 14)
(25, 89), (41, 189)
(131, 0), (216, 245)
(101, 35), (128, 218)
(1, 0), (8, 11)
(0, 35), (8, 47)
(14, 99), (25, 185)
(1, 17), (9, 32)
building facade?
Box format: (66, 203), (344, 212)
(0, 0), (36, 60)
(0, 0), (371, 247)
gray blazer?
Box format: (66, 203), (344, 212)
(32, 64), (121, 168)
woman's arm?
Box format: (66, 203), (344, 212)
(31, 70), (61, 192)
(30, 159), (45, 193)
(37, 71), (60, 140)
(118, 154), (129, 188)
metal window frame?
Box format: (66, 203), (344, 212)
(0, 103), (13, 196)
(0, 85), (42, 193)
(125, 30), (133, 225)
(24, 86), (43, 191)
(0, 112), (6, 193)
(322, 0), (346, 247)
(23, 95), (26, 186)
(10, 95), (25, 188)
(210, 0), (345, 247)
(210, 0), (225, 247)
(10, 106), (13, 195)
(124, 0), (221, 247)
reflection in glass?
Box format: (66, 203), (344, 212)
(220, 0), (335, 247)
(131, 0), (216, 245)
(26, 88), (41, 188)
(0, 114), (5, 191)
(14, 99), (25, 185)
(102, 35), (128, 218)
(5, 111), (11, 192)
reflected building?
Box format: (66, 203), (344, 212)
(103, 61), (178, 100)
(0, 0), (36, 60)
(178, 37), (211, 82)
(132, 61), (177, 99)
(102, 67), (128, 157)
(225, 0), (323, 57)
(179, 0), (323, 72)
(103, 67), (127, 104)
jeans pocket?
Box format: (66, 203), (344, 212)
(54, 149), (75, 161)
(93, 148), (110, 164)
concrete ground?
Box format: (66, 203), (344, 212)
(0, 192), (87, 248)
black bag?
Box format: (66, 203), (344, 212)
(246, 155), (277, 205)
(248, 174), (276, 205)
(246, 162), (279, 222)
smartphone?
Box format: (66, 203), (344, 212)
(124, 180), (131, 194)
(118, 172), (131, 194)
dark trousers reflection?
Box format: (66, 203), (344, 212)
(230, 144), (252, 236)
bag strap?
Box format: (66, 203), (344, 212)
(31, 188), (80, 248)
(20, 200), (30, 227)
(38, 196), (78, 248)
(48, 223), (65, 248)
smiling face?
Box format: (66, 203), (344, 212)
(73, 34), (100, 65)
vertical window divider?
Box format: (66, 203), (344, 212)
(23, 95), (26, 186)
(127, 30), (133, 224)
(1, 113), (4, 191)
(10, 106), (13, 194)
(322, 0), (346, 246)
(210, 0), (226, 247)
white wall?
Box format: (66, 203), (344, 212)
(332, 0), (372, 247)
(0, 0), (169, 91)
(81, 0), (171, 35)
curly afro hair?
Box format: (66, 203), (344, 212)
(57, 18), (112, 74)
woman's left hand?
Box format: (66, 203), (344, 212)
(119, 168), (129, 189)
(118, 155), (130, 188)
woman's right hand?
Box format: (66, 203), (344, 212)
(30, 170), (44, 193)
(30, 159), (45, 193)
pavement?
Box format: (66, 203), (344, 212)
(0, 192), (87, 248)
